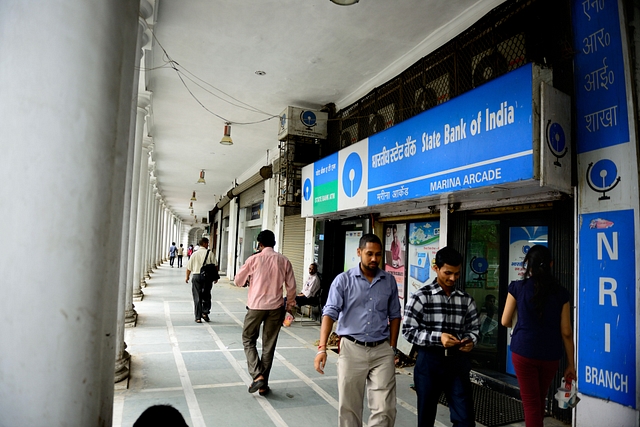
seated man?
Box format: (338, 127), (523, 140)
(295, 263), (321, 307)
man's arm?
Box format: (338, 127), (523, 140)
(314, 315), (335, 375)
(284, 261), (297, 311)
(185, 268), (191, 283)
(233, 258), (252, 288)
(388, 317), (401, 348)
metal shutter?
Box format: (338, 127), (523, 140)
(282, 214), (306, 290)
(238, 181), (264, 208)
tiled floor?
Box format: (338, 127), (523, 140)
(113, 262), (568, 427)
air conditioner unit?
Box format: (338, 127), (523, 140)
(414, 73), (450, 114)
(369, 103), (395, 135)
(278, 106), (328, 141)
(340, 123), (358, 148)
(471, 33), (526, 88)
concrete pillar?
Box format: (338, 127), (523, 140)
(136, 137), (152, 289)
(0, 1), (139, 424)
(130, 94), (150, 302)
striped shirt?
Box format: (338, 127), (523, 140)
(402, 279), (480, 347)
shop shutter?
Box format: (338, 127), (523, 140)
(238, 181), (265, 208)
(282, 214), (306, 290)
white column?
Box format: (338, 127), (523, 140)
(0, 1), (139, 424)
(130, 95), (150, 302)
(227, 199), (240, 278)
(135, 137), (152, 288)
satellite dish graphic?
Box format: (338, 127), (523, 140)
(586, 159), (621, 200)
(342, 152), (362, 198)
(545, 120), (568, 167)
(470, 256), (488, 280)
(303, 178), (312, 202)
(300, 110), (317, 130)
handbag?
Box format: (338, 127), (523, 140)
(199, 250), (220, 284)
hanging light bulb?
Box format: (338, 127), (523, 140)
(220, 122), (233, 145)
(197, 169), (206, 184)
(188, 201), (193, 209)
(191, 191), (197, 201)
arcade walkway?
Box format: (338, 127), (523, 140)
(112, 262), (562, 427)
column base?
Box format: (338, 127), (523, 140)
(125, 309), (137, 327)
(133, 289), (144, 302)
(140, 278), (147, 289)
(114, 350), (131, 386)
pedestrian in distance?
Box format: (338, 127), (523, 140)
(169, 242), (177, 267)
(177, 243), (184, 268)
(185, 237), (218, 323)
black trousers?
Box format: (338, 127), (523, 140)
(191, 274), (212, 320)
(177, 255), (183, 267)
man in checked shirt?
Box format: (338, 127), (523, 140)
(402, 246), (480, 427)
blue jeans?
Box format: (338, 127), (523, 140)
(414, 346), (475, 427)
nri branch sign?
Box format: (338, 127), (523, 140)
(579, 210), (636, 407)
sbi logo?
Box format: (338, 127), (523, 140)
(342, 153), (363, 197)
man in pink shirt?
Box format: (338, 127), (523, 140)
(234, 229), (297, 396)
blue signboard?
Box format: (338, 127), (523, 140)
(579, 209), (636, 408)
(573, 0), (629, 153)
(367, 64), (534, 205)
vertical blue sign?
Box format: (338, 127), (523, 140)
(573, 0), (629, 153)
(579, 210), (636, 407)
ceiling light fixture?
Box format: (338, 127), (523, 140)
(188, 201), (193, 209)
(220, 122), (233, 145)
(330, 0), (359, 5)
(197, 169), (206, 184)
(191, 191), (197, 201)
(255, 70), (266, 76)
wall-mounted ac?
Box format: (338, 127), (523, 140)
(340, 122), (358, 148)
(369, 103), (395, 135)
(414, 73), (450, 115)
(471, 33), (526, 88)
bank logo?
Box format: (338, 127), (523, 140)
(280, 113), (287, 131)
(586, 159), (621, 200)
(303, 178), (312, 201)
(342, 152), (363, 198)
(546, 120), (568, 167)
(300, 110), (317, 130)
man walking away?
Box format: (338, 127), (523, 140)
(185, 238), (218, 323)
(177, 244), (184, 268)
(315, 233), (401, 427)
(234, 229), (296, 396)
(169, 242), (177, 267)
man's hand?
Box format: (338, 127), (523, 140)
(185, 278), (189, 283)
(315, 352), (327, 374)
(459, 339), (474, 352)
(441, 333), (462, 348)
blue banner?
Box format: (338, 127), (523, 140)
(579, 209), (636, 408)
(367, 64), (534, 205)
(573, 0), (629, 153)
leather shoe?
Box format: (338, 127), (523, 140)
(248, 378), (265, 393)
(258, 386), (270, 396)
(202, 314), (210, 322)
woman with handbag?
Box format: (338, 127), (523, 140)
(501, 245), (576, 427)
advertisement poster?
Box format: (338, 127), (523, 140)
(505, 226), (548, 374)
(384, 224), (406, 312)
(407, 221), (440, 294)
(344, 231), (363, 272)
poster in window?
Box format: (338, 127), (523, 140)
(407, 221), (440, 294)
